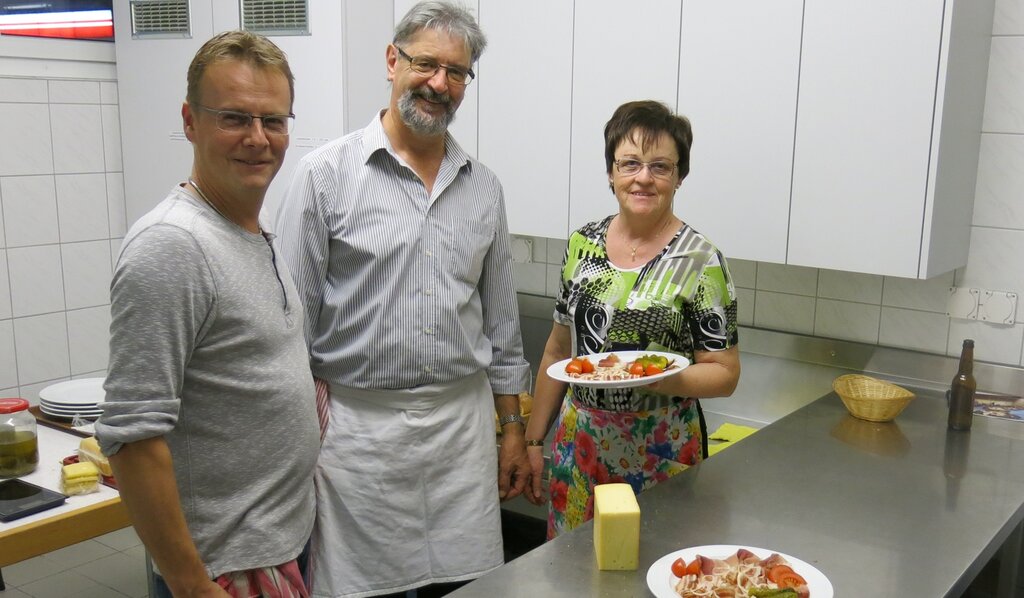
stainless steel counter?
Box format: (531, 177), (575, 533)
(453, 388), (1024, 597)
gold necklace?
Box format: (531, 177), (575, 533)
(621, 216), (672, 262)
(187, 178), (262, 234)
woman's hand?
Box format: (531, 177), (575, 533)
(525, 445), (547, 505)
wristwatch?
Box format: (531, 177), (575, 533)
(498, 414), (525, 427)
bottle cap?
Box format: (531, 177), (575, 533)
(963, 339), (974, 348)
(0, 398), (30, 414)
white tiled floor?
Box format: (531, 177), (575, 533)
(1, 527), (149, 598)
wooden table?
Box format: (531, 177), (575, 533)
(0, 425), (130, 567)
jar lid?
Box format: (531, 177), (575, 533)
(0, 398), (30, 414)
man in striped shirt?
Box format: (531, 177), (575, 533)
(275, 2), (532, 597)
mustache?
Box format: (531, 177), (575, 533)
(411, 87), (452, 106)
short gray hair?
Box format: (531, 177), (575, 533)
(393, 1), (487, 63)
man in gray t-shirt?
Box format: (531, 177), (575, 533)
(95, 31), (318, 598)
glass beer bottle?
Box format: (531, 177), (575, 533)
(947, 339), (976, 431)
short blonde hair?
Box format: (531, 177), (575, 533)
(186, 30), (294, 109)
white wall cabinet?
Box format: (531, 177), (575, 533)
(567, 0), (682, 233)
(477, 0), (573, 239)
(479, 0), (991, 280)
(788, 0), (994, 279)
(112, 0), (994, 279)
(675, 0), (803, 265)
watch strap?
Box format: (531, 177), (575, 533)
(498, 414), (525, 427)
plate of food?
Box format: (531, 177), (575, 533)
(546, 351), (687, 389)
(646, 544), (833, 598)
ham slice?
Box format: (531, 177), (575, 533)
(672, 548), (813, 598)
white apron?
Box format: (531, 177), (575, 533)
(310, 371), (503, 598)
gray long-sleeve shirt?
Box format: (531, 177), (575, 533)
(96, 186), (319, 578)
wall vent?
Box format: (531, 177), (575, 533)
(241, 0), (310, 36)
(129, 0), (191, 39)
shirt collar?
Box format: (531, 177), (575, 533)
(360, 109), (472, 172)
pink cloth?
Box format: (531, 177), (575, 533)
(215, 559), (308, 598)
(314, 377), (330, 442)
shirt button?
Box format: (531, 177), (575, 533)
(425, 250), (433, 257)
(425, 289), (433, 296)
(424, 328), (433, 335)
(424, 366), (432, 373)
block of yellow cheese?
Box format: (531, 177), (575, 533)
(78, 436), (112, 477)
(593, 483), (640, 570)
(60, 461), (100, 496)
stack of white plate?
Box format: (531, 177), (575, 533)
(39, 378), (105, 421)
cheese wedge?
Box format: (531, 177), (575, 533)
(593, 483), (640, 570)
(78, 436), (112, 477)
(61, 461), (100, 495)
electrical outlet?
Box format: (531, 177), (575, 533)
(511, 237), (533, 264)
(977, 290), (1017, 325)
(947, 287), (979, 320)
(947, 287), (1017, 324)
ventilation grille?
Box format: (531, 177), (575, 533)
(130, 0), (191, 39)
(241, 0), (310, 36)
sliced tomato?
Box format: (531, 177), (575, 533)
(670, 558), (687, 578)
(767, 564), (806, 587)
(685, 558), (701, 576)
(766, 565), (793, 583)
(775, 569), (807, 588)
(579, 358), (595, 374)
(628, 362), (645, 376)
(644, 364), (664, 376)
(565, 361), (582, 374)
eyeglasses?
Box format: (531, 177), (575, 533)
(192, 104), (295, 135)
(395, 45), (475, 86)
(614, 159), (677, 179)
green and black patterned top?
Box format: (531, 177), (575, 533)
(554, 215), (739, 411)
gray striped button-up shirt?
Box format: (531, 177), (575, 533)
(274, 113), (530, 395)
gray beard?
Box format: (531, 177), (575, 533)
(397, 89), (455, 137)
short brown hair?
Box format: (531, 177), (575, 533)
(186, 30), (294, 109)
(604, 100), (693, 180)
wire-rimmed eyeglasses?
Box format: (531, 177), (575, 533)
(192, 104), (295, 136)
(614, 159), (677, 179)
(395, 45), (475, 86)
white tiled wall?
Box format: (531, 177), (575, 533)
(0, 77), (123, 401)
(513, 0), (1024, 370)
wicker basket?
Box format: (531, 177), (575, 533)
(832, 374), (915, 422)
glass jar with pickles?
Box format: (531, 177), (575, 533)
(0, 398), (38, 477)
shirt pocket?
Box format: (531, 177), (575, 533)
(448, 219), (493, 285)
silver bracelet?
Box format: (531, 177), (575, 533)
(498, 414), (525, 427)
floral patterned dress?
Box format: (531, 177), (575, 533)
(547, 215), (739, 538)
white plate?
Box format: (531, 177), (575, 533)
(41, 398), (99, 409)
(39, 407), (100, 421)
(38, 378), (105, 406)
(40, 400), (101, 409)
(546, 351), (688, 389)
(646, 544), (833, 598)
(40, 404), (102, 416)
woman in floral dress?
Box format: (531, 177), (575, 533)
(523, 100), (741, 538)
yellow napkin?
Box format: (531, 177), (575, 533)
(706, 423), (758, 457)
